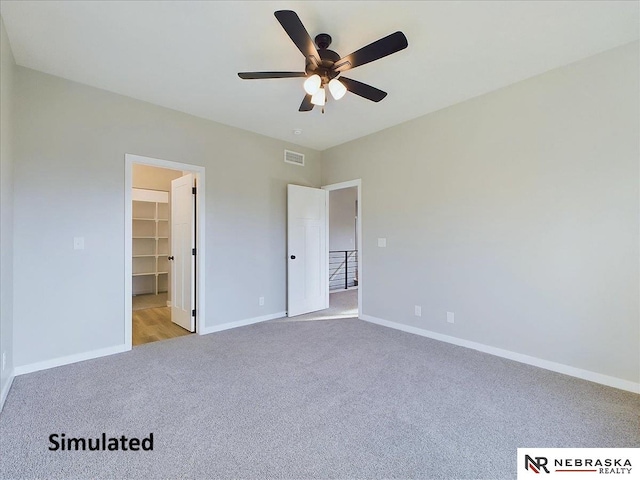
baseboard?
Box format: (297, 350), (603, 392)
(0, 370), (15, 413)
(14, 344), (129, 377)
(200, 311), (287, 335)
(360, 314), (640, 394)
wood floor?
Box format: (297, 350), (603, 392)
(132, 293), (168, 311)
(132, 307), (192, 346)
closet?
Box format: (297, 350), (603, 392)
(132, 188), (170, 295)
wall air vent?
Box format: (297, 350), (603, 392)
(284, 150), (305, 166)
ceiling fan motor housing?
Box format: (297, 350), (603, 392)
(306, 33), (341, 82)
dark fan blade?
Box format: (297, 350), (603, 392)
(274, 10), (320, 63)
(333, 31), (408, 73)
(340, 77), (387, 102)
(238, 72), (307, 79)
(299, 94), (314, 112)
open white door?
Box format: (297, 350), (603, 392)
(170, 174), (195, 332)
(287, 184), (328, 317)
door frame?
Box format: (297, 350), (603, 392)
(322, 179), (362, 316)
(124, 153), (206, 349)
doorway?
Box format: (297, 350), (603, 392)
(124, 154), (206, 350)
(285, 179), (362, 320)
(131, 166), (190, 345)
(324, 180), (361, 318)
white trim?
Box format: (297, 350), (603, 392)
(125, 154), (207, 348)
(324, 192), (330, 309)
(200, 312), (286, 335)
(14, 344), (128, 377)
(322, 179), (362, 316)
(132, 188), (168, 203)
(0, 371), (15, 412)
(360, 314), (640, 394)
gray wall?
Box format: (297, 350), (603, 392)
(12, 66), (321, 368)
(329, 187), (357, 252)
(0, 16), (15, 399)
(322, 42), (640, 384)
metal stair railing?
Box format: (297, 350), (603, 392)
(329, 250), (358, 291)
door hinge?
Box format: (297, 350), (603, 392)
(192, 186), (197, 195)
(192, 248), (196, 255)
(192, 309), (196, 317)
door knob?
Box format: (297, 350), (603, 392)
(168, 256), (174, 260)
(290, 255), (296, 260)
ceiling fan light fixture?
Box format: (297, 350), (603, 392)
(328, 78), (347, 100)
(311, 87), (326, 106)
(303, 74), (321, 95)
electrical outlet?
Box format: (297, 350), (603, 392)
(2, 352), (5, 371)
(414, 305), (422, 317)
(259, 296), (265, 306)
(447, 311), (455, 324)
(377, 238), (387, 247)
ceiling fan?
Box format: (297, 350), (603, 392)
(238, 10), (408, 112)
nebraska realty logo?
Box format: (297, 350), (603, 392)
(518, 449), (639, 478)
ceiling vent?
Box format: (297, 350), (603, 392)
(284, 150), (305, 166)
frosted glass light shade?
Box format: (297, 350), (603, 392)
(311, 87), (326, 106)
(303, 75), (321, 95)
(328, 79), (347, 100)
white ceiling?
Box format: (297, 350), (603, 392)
(1, 1), (638, 150)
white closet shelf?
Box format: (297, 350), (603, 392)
(132, 188), (170, 296)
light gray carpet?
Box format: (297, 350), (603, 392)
(1, 318), (638, 479)
(275, 289), (358, 322)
